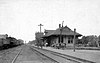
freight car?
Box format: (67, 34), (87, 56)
(0, 36), (24, 50)
(2, 38), (10, 49)
(0, 38), (3, 49)
(0, 38), (10, 49)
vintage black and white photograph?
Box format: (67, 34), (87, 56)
(0, 0), (100, 63)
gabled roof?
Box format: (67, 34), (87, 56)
(52, 26), (82, 36)
(43, 25), (82, 37)
(44, 30), (55, 36)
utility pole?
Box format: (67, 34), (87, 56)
(38, 24), (43, 33)
(73, 28), (76, 52)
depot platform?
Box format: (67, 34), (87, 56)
(43, 47), (100, 63)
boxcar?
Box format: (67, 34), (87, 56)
(0, 39), (3, 46)
(2, 39), (10, 49)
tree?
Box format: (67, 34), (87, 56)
(81, 36), (88, 45)
(98, 35), (100, 47)
(86, 35), (99, 47)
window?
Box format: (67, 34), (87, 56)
(68, 40), (70, 43)
(68, 37), (73, 44)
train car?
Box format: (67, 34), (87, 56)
(0, 34), (8, 46)
(2, 39), (10, 49)
(17, 39), (24, 45)
(0, 39), (3, 49)
(12, 40), (21, 46)
(0, 39), (3, 46)
(0, 34), (24, 50)
(3, 39), (10, 44)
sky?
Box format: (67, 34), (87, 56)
(0, 0), (100, 42)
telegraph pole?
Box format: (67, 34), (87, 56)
(38, 24), (43, 48)
(38, 24), (43, 33)
(73, 28), (76, 52)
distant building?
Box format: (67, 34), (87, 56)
(43, 24), (82, 47)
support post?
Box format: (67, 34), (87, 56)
(73, 28), (76, 52)
(60, 21), (64, 43)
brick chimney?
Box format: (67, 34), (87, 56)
(59, 24), (61, 28)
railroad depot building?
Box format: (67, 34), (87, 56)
(43, 24), (82, 47)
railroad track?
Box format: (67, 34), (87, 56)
(0, 47), (17, 55)
(31, 46), (96, 63)
(11, 48), (22, 63)
(10, 45), (26, 63)
(3, 45), (96, 63)
(0, 45), (23, 54)
(0, 45), (23, 63)
(30, 46), (59, 63)
(12, 45), (59, 63)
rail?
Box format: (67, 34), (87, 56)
(11, 47), (23, 63)
(30, 46), (59, 63)
(32, 46), (96, 63)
